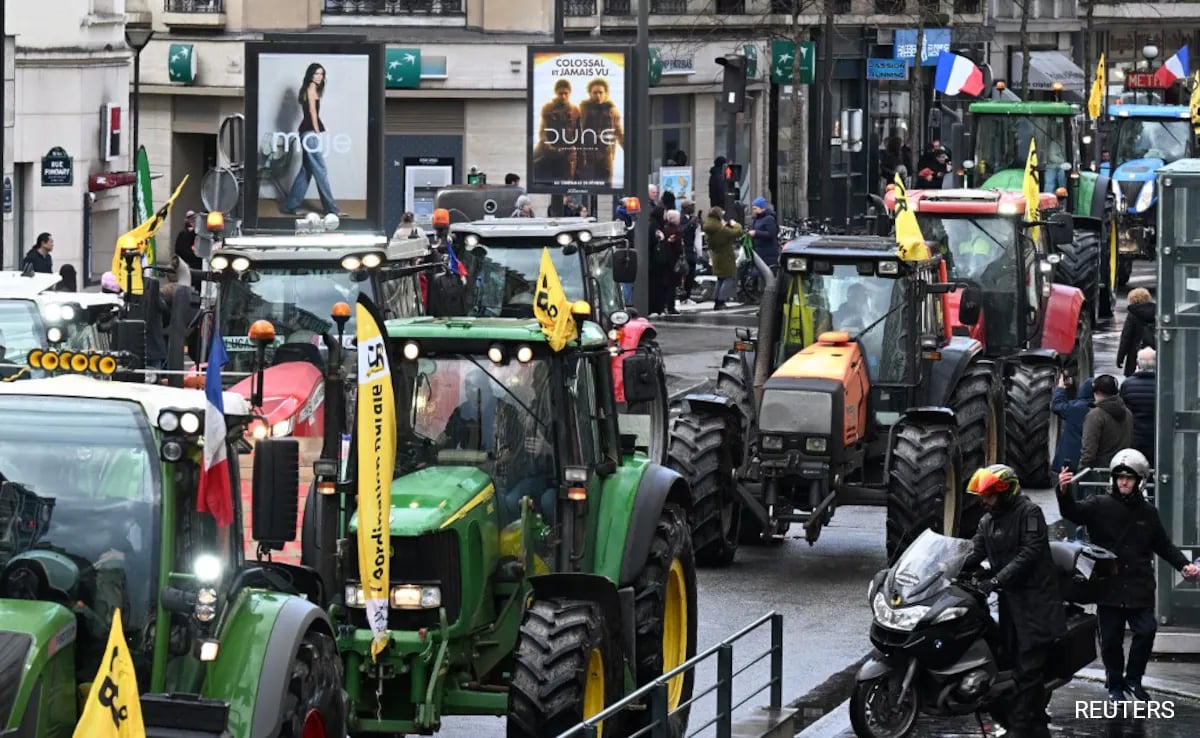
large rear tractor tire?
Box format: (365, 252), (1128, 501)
(667, 412), (741, 566)
(624, 340), (669, 466)
(887, 422), (961, 564)
(715, 350), (755, 425)
(631, 504), (698, 738)
(508, 599), (623, 738)
(1004, 363), (1057, 488)
(1116, 258), (1134, 290)
(278, 629), (346, 738)
(1054, 228), (1102, 325)
(949, 363), (1000, 539)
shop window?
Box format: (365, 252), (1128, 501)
(651, 95), (693, 171)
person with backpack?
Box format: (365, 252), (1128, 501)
(1117, 287), (1155, 378)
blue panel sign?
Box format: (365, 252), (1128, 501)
(867, 58), (909, 81)
(894, 29), (952, 67)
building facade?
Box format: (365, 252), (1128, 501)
(6, 0), (133, 281)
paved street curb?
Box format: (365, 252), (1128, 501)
(667, 377), (710, 402)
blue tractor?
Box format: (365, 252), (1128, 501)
(1104, 104), (1196, 287)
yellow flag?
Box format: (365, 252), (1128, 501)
(1109, 218), (1119, 289)
(892, 175), (930, 262)
(1088, 54), (1106, 120)
(73, 609), (145, 738)
(111, 176), (189, 295)
(1190, 71), (1200, 135)
(533, 248), (579, 351)
(355, 293), (396, 662)
(1023, 139), (1042, 244)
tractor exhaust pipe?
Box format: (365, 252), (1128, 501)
(751, 250), (778, 411)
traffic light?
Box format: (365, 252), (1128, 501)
(716, 54), (747, 113)
(725, 163), (743, 203)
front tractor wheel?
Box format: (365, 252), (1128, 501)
(508, 599), (622, 738)
(886, 422), (960, 564)
(278, 629), (346, 738)
(667, 411), (741, 566)
(1054, 227), (1102, 325)
(632, 504), (698, 738)
(1004, 363), (1058, 488)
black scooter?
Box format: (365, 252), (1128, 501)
(850, 530), (1117, 738)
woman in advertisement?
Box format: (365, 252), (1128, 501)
(282, 63), (347, 217)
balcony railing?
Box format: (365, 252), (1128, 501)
(322, 0), (465, 14)
(953, 0), (980, 12)
(164, 0), (224, 11)
(874, 0), (905, 12)
(650, 0), (687, 12)
(564, 0), (596, 14)
(604, 0), (630, 13)
(716, 0), (746, 12)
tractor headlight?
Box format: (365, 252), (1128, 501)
(390, 585), (442, 610)
(193, 554), (223, 583)
(272, 417), (295, 437)
(872, 592), (930, 632)
(362, 252), (383, 269)
(344, 583), (366, 607)
(194, 588), (218, 623)
(998, 202), (1020, 216)
(231, 257), (251, 273)
(784, 258), (808, 273)
(209, 255), (230, 271)
(1135, 181), (1155, 213)
(805, 437), (828, 453)
(46, 327), (64, 344)
(161, 439), (185, 463)
(877, 261), (899, 275)
(179, 412), (202, 435)
(158, 411), (180, 432)
(556, 233), (573, 246)
(41, 303), (63, 323)
(341, 255), (362, 271)
(577, 230), (593, 243)
(762, 435), (784, 451)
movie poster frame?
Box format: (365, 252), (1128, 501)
(525, 44), (634, 196)
(243, 40), (385, 233)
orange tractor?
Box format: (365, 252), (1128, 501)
(884, 188), (1093, 487)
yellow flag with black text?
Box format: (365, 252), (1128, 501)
(1088, 55), (1105, 120)
(892, 175), (930, 261)
(1190, 71), (1200, 136)
(1023, 139), (1042, 244)
(533, 248), (579, 351)
(73, 609), (145, 738)
(111, 175), (189, 296)
(355, 292), (396, 662)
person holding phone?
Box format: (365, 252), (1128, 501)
(1051, 371), (1093, 477)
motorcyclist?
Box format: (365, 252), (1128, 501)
(1057, 449), (1200, 702)
(963, 464), (1065, 738)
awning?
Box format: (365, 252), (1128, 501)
(1011, 51), (1086, 98)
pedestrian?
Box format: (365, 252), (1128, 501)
(504, 172), (522, 191)
(649, 209), (683, 316)
(708, 156), (729, 211)
(1057, 450), (1200, 702)
(1079, 374), (1132, 469)
(748, 197), (779, 267)
(22, 233), (54, 274)
(57, 264), (77, 293)
(511, 195), (534, 218)
(174, 210), (202, 270)
(916, 139), (953, 187)
(680, 200), (699, 302)
(879, 136), (906, 189)
(393, 212), (422, 240)
(963, 464), (1065, 738)
(1116, 287), (1155, 377)
(1051, 373), (1094, 474)
(703, 206), (741, 310)
(1119, 347), (1156, 461)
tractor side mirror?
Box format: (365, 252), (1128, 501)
(251, 438), (300, 551)
(958, 286), (982, 326)
(613, 248), (637, 284)
(1046, 211), (1074, 246)
(621, 353), (660, 406)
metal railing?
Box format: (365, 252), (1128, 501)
(650, 0), (688, 12)
(716, 0), (746, 12)
(164, 0), (224, 11)
(603, 0), (631, 15)
(556, 612), (783, 738)
(322, 0), (465, 14)
(564, 0), (597, 14)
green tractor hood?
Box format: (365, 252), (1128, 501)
(349, 466), (495, 535)
(980, 169), (1026, 191)
(0, 599), (77, 729)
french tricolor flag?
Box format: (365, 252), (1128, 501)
(934, 52), (985, 97)
(198, 326), (233, 527)
(1155, 45), (1190, 87)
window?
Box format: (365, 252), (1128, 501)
(567, 357), (602, 466)
(652, 95), (693, 173)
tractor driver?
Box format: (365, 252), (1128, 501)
(439, 367), (498, 452)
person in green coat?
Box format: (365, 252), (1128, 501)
(703, 206), (742, 310)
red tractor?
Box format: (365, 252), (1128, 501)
(885, 188), (1093, 487)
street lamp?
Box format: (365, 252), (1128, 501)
(125, 22), (154, 224)
(1141, 44), (1159, 105)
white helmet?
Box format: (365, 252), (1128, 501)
(1109, 448), (1150, 493)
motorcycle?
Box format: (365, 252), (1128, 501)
(850, 530), (1117, 738)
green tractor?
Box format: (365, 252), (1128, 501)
(0, 367), (346, 737)
(962, 100), (1116, 323)
(278, 309), (699, 735)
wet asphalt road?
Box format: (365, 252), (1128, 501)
(436, 263), (1162, 737)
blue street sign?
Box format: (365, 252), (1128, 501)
(894, 28), (952, 67)
(867, 58), (909, 81)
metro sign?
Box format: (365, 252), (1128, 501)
(1125, 72), (1170, 90)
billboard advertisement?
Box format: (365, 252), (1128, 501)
(244, 41), (384, 233)
(527, 46), (631, 195)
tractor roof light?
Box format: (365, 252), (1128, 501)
(556, 233), (573, 246)
(249, 320), (277, 344)
(785, 258), (809, 273)
(998, 202), (1021, 216)
(577, 230), (593, 243)
(402, 341), (421, 361)
(159, 410), (181, 432)
(332, 301), (351, 320)
(206, 211), (225, 233)
(463, 234), (481, 247)
(488, 343), (507, 364)
(361, 252), (383, 269)
(623, 197), (641, 214)
(231, 257), (251, 273)
(516, 344), (534, 363)
(340, 254), (362, 271)
(432, 208), (451, 228)
(878, 261), (900, 275)
(209, 254), (230, 271)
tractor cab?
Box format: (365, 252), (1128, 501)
(206, 230), (430, 437)
(0, 273), (121, 379)
(965, 101), (1081, 195)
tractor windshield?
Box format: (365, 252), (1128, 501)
(458, 242), (590, 319)
(917, 214), (1022, 349)
(0, 299), (48, 366)
(779, 265), (910, 384)
(401, 353), (557, 525)
(1112, 117), (1192, 165)
(975, 115), (1070, 182)
(0, 396), (160, 657)
(218, 264), (372, 374)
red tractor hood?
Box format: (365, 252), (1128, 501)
(229, 361), (324, 424)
